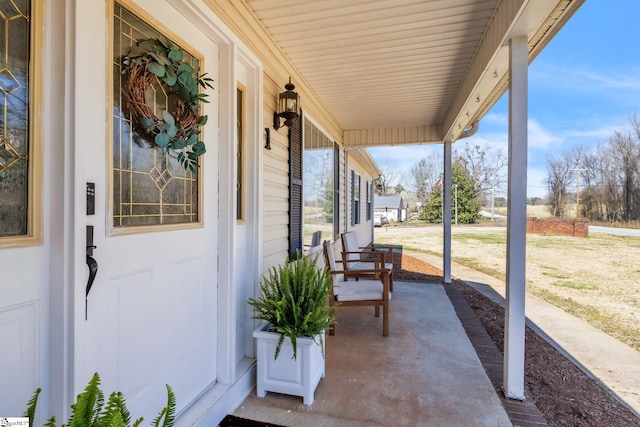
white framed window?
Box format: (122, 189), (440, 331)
(303, 117), (335, 247)
(351, 170), (361, 225)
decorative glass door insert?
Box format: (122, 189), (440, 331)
(112, 3), (200, 227)
(0, 0), (31, 238)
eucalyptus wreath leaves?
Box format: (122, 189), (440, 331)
(122, 38), (214, 171)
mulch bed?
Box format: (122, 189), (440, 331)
(394, 252), (640, 427)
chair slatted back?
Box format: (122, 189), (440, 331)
(322, 240), (343, 284)
(311, 230), (322, 248)
(341, 231), (361, 262)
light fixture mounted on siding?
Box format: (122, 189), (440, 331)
(273, 77), (300, 130)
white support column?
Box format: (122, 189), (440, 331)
(504, 36), (528, 400)
(442, 142), (452, 284)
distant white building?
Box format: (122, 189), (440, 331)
(374, 195), (408, 223)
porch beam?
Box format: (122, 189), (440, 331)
(504, 36), (528, 400)
(443, 0), (526, 142)
(443, 0), (584, 143)
(343, 125), (441, 148)
(442, 142), (452, 284)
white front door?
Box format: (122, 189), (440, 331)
(72, 0), (220, 419)
(0, 0), (56, 417)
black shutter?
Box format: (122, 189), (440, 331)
(357, 175), (361, 224)
(289, 113), (303, 259)
(350, 170), (355, 226)
(366, 181), (371, 220)
(333, 142), (340, 239)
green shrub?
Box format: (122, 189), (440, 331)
(25, 373), (175, 427)
(248, 253), (334, 360)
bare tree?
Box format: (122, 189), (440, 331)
(600, 149), (625, 222)
(578, 149), (603, 220)
(546, 152), (573, 217)
(375, 164), (401, 195)
(546, 113), (640, 223)
(608, 128), (640, 221)
(576, 142), (623, 222)
(407, 156), (439, 205)
(455, 142), (507, 205)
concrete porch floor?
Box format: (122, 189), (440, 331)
(232, 281), (512, 426)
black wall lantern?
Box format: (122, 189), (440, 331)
(273, 77), (300, 130)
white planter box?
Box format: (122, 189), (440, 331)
(253, 324), (325, 405)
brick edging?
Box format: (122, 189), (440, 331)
(444, 282), (549, 427)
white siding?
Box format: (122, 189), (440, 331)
(262, 94), (290, 269)
(345, 153), (376, 247)
(337, 148), (346, 239)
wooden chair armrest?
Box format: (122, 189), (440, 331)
(338, 257), (381, 265)
(342, 250), (386, 259)
(329, 268), (390, 275)
(370, 246), (394, 264)
(341, 257), (383, 270)
(351, 249), (385, 254)
(370, 244), (394, 254)
(343, 251), (387, 265)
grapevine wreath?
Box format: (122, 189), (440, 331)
(122, 38), (213, 171)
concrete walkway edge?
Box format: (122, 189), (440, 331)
(405, 250), (640, 418)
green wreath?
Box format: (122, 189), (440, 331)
(122, 38), (214, 171)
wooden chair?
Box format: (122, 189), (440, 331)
(340, 231), (394, 292)
(322, 240), (390, 337)
(310, 230), (322, 248)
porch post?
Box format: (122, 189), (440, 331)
(442, 142), (452, 284)
(504, 36), (528, 400)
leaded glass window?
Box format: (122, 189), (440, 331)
(112, 3), (200, 227)
(0, 0), (30, 238)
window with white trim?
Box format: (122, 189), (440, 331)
(351, 170), (361, 225)
(303, 118), (335, 247)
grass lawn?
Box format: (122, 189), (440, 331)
(374, 225), (640, 352)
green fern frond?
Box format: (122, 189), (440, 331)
(151, 385), (176, 427)
(69, 373), (102, 427)
(164, 385), (176, 427)
(248, 252), (334, 360)
(114, 392), (131, 426)
(151, 408), (166, 427)
(91, 390), (105, 426)
(96, 392), (128, 427)
(24, 387), (41, 427)
(25, 373), (176, 427)
(105, 410), (126, 427)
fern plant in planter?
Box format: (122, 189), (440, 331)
(25, 373), (175, 427)
(248, 253), (334, 405)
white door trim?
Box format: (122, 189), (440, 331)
(169, 0), (264, 387)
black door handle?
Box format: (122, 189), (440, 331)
(86, 255), (98, 297)
(85, 225), (98, 320)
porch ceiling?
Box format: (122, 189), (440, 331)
(244, 0), (583, 146)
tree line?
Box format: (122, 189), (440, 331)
(547, 113), (640, 222)
(376, 113), (640, 226)
(376, 143), (507, 223)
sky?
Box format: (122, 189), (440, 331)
(368, 1), (640, 198)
